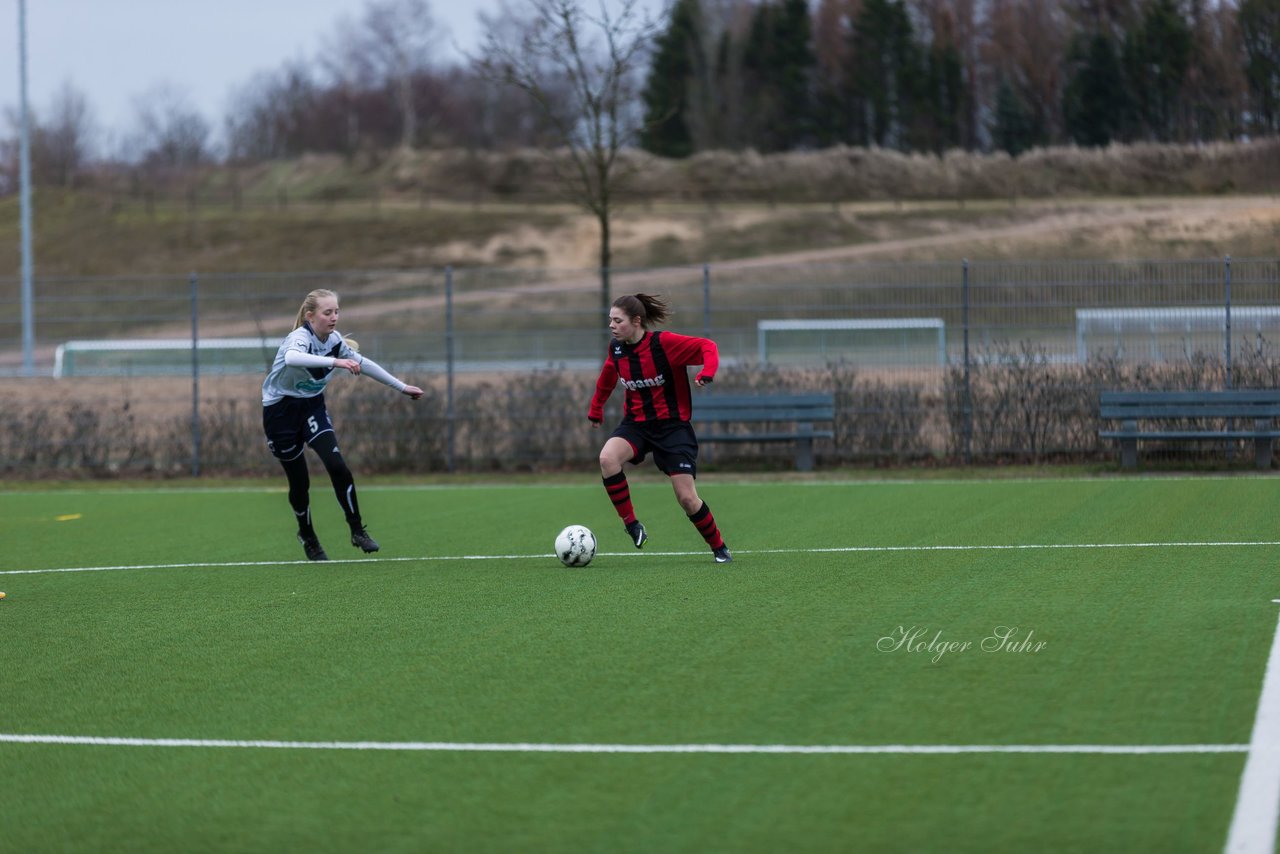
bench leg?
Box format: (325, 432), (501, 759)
(1120, 437), (1137, 470)
(1118, 418), (1137, 469)
(795, 437), (815, 472)
(1256, 424), (1273, 468)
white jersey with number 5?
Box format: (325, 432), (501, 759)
(261, 324), (358, 405)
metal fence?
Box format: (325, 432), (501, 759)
(1, 257), (1277, 475)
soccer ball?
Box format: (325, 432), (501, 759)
(555, 525), (597, 567)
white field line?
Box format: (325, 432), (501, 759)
(0, 734), (1249, 755)
(1225, 605), (1280, 854)
(4, 540), (1280, 577)
(0, 473), (1274, 497)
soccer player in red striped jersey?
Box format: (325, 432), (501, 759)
(588, 293), (733, 563)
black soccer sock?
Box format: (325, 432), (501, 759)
(310, 431), (362, 530)
(603, 472), (637, 525)
(688, 501), (725, 549)
(295, 508), (314, 536)
(279, 455), (315, 536)
(339, 483), (364, 532)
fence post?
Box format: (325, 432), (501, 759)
(702, 263), (711, 339)
(962, 259), (972, 465)
(601, 265), (612, 346)
(1225, 255), (1233, 390)
(190, 272), (201, 477)
(445, 265), (456, 474)
(702, 263), (714, 466)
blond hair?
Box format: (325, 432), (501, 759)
(294, 289), (339, 330)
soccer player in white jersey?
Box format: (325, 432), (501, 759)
(262, 289), (424, 561)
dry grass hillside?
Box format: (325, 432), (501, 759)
(0, 140), (1277, 277)
(446, 195), (1280, 269)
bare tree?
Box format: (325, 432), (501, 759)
(2, 82), (97, 188)
(1180, 0), (1246, 141)
(982, 0), (1071, 145)
(325, 0), (446, 149)
(129, 85), (212, 168)
(0, 136), (12, 195)
(475, 0), (661, 316)
(37, 81), (98, 186)
(318, 30), (365, 156)
(225, 62), (321, 161)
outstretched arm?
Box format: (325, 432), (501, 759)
(358, 355), (423, 400)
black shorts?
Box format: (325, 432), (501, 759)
(263, 395), (335, 462)
(611, 419), (699, 477)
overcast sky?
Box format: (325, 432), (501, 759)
(0, 0), (493, 144)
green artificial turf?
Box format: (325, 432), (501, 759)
(1, 475), (1276, 851)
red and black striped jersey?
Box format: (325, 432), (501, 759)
(588, 330), (719, 423)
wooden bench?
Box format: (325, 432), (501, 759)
(1098, 390), (1280, 469)
(692, 393), (836, 471)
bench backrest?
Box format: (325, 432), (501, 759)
(693, 393), (836, 423)
(1099, 390), (1280, 420)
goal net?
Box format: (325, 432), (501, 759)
(1074, 307), (1280, 363)
(54, 338), (279, 378)
(757, 318), (947, 366)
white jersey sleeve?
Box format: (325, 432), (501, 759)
(262, 326), (410, 404)
(357, 355), (407, 392)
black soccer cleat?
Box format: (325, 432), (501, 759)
(713, 545), (733, 564)
(351, 527), (380, 553)
(298, 533), (329, 561)
(625, 520), (648, 549)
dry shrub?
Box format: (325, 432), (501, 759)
(5, 343), (1280, 477)
(943, 338), (1280, 464)
(709, 361), (931, 467)
(0, 399), (163, 476)
(370, 139), (1280, 204)
(945, 342), (1096, 461)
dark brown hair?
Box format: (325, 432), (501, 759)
(612, 293), (671, 329)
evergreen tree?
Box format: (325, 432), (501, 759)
(741, 0), (816, 151)
(705, 27), (743, 151)
(918, 40), (966, 152)
(775, 0), (816, 148)
(846, 0), (920, 149)
(1063, 32), (1129, 146)
(810, 0), (858, 146)
(993, 77), (1036, 156)
(1240, 0), (1280, 132)
(1122, 0), (1193, 140)
(741, 3), (779, 149)
(640, 0), (704, 157)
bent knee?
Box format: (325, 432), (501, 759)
(676, 492), (702, 515)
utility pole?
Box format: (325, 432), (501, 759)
(18, 0), (36, 376)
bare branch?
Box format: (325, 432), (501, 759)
(320, 0), (448, 149)
(474, 0), (661, 299)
